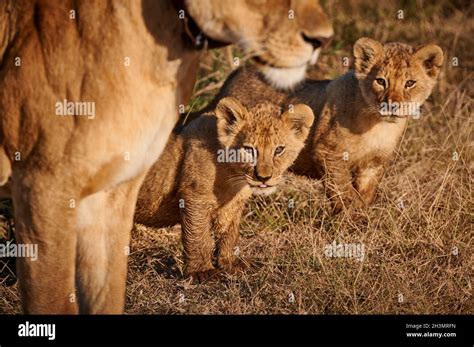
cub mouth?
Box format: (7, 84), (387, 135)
(247, 181), (278, 196)
(250, 184), (277, 196)
(249, 183), (273, 189)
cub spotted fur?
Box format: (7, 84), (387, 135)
(207, 38), (444, 212)
(135, 98), (314, 280)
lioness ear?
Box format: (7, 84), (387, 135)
(353, 37), (384, 75)
(412, 44), (444, 79)
(215, 97), (247, 146)
(282, 104), (314, 141)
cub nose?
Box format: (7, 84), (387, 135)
(302, 33), (333, 50)
(255, 168), (272, 183)
(256, 174), (272, 183)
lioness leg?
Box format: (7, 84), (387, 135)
(75, 172), (146, 314)
(12, 171), (78, 314)
(0, 146), (11, 185)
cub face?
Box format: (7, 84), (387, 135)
(353, 37), (444, 118)
(185, 0), (333, 89)
(215, 97), (314, 196)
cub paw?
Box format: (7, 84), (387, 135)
(218, 257), (254, 274)
(188, 268), (220, 284)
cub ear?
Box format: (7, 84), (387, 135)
(412, 44), (444, 79)
(282, 104), (314, 141)
(353, 37), (384, 75)
(215, 97), (247, 146)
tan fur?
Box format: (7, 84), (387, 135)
(208, 38), (444, 212)
(0, 146), (11, 186)
(186, 0), (333, 88)
(135, 98), (313, 280)
(0, 0), (331, 313)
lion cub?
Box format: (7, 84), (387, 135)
(135, 97), (314, 280)
(212, 38), (444, 212)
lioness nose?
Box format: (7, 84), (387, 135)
(302, 33), (333, 50)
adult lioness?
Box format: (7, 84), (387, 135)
(0, 0), (332, 313)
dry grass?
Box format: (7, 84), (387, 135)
(0, 0), (472, 314)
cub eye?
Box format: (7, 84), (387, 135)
(405, 80), (416, 88)
(375, 78), (386, 87)
(243, 145), (256, 156)
(274, 145), (285, 156)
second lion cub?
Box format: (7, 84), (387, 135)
(210, 38), (444, 212)
(135, 97), (313, 280)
